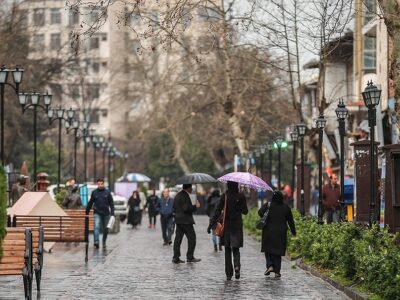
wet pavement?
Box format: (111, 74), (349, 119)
(0, 215), (350, 299)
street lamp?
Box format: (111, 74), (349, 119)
(274, 136), (284, 190)
(260, 145), (266, 180)
(18, 92), (52, 187)
(315, 114), (327, 224)
(296, 122), (307, 216)
(335, 100), (348, 222)
(290, 130), (299, 203)
(268, 143), (273, 185)
(48, 107), (75, 190)
(65, 118), (80, 181)
(361, 80), (382, 227)
(0, 65), (23, 165)
(108, 145), (116, 192)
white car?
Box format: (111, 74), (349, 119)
(112, 193), (129, 221)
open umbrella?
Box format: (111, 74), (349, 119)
(117, 173), (151, 182)
(218, 172), (273, 191)
(176, 173), (217, 185)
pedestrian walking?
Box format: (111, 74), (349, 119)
(258, 190), (296, 278)
(208, 181), (248, 280)
(145, 189), (160, 229)
(322, 174), (340, 223)
(206, 189), (222, 252)
(85, 178), (115, 249)
(159, 188), (174, 245)
(62, 185), (82, 209)
(127, 191), (141, 229)
(172, 184), (201, 264)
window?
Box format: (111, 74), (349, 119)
(92, 62), (100, 73)
(69, 85), (80, 99)
(50, 33), (61, 50)
(364, 0), (376, 25)
(364, 36), (376, 72)
(86, 84), (100, 99)
(89, 36), (99, 49)
(101, 33), (107, 41)
(68, 9), (79, 26)
(33, 9), (45, 27)
(32, 34), (45, 51)
(50, 8), (61, 24)
(89, 109), (100, 123)
(18, 10), (28, 28)
(90, 9), (101, 24)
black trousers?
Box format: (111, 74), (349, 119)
(173, 224), (196, 260)
(265, 252), (282, 274)
(149, 215), (157, 225)
(225, 247), (240, 277)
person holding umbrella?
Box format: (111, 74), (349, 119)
(172, 184), (201, 264)
(208, 181), (248, 280)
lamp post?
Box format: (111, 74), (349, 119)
(290, 130), (299, 202)
(48, 107), (75, 190)
(18, 92), (52, 186)
(296, 122), (307, 216)
(361, 80), (382, 227)
(268, 143), (273, 185)
(0, 66), (23, 165)
(275, 136), (284, 190)
(315, 114), (327, 224)
(65, 118), (80, 181)
(108, 145), (116, 192)
(260, 145), (266, 180)
(101, 141), (107, 178)
(93, 136), (104, 181)
(335, 100), (348, 222)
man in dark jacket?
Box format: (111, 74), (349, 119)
(62, 186), (82, 209)
(172, 184), (201, 263)
(322, 174), (340, 223)
(86, 178), (115, 249)
(159, 188), (174, 245)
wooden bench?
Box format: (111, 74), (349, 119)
(0, 226), (44, 299)
(64, 209), (94, 232)
(10, 215), (89, 262)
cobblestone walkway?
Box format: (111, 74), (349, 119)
(0, 215), (349, 299)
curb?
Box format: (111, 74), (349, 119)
(293, 259), (370, 300)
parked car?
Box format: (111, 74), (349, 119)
(112, 193), (129, 221)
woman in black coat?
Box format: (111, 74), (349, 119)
(127, 191), (141, 228)
(258, 190), (296, 277)
(208, 181), (248, 280)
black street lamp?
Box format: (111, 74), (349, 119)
(361, 80), (382, 227)
(315, 114), (327, 224)
(65, 118), (80, 181)
(0, 66), (23, 165)
(290, 130), (299, 203)
(18, 92), (52, 187)
(108, 145), (116, 192)
(48, 107), (75, 190)
(268, 143), (273, 185)
(275, 136), (284, 190)
(101, 141), (108, 178)
(296, 122), (307, 216)
(335, 100), (348, 222)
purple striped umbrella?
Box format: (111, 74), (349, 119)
(218, 172), (273, 191)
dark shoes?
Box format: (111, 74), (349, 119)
(264, 266), (274, 276)
(187, 257), (201, 263)
(219, 245), (223, 251)
(227, 276), (232, 281)
(163, 241), (168, 246)
(102, 242), (107, 249)
(168, 241), (172, 245)
(234, 267), (240, 279)
(172, 258), (185, 264)
(94, 242), (99, 249)
(275, 273), (281, 278)
(214, 245), (218, 252)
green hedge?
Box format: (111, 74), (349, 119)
(243, 208), (400, 300)
(0, 167), (7, 260)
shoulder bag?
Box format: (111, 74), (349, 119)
(214, 194), (227, 237)
(256, 202), (270, 230)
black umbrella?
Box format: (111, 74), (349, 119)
(176, 173), (218, 184)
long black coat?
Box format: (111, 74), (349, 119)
(127, 196), (141, 226)
(211, 191), (248, 248)
(173, 190), (195, 225)
(258, 201), (296, 256)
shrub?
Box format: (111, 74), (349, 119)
(243, 208), (400, 300)
(0, 167), (7, 260)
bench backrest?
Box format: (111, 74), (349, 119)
(64, 209), (94, 231)
(11, 215), (88, 243)
(0, 228), (32, 276)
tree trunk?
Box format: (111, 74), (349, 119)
(171, 130), (191, 175)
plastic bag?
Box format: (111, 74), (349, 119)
(107, 215), (115, 229)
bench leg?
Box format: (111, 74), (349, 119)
(85, 241), (89, 262)
(22, 267), (32, 300)
(34, 262), (42, 295)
